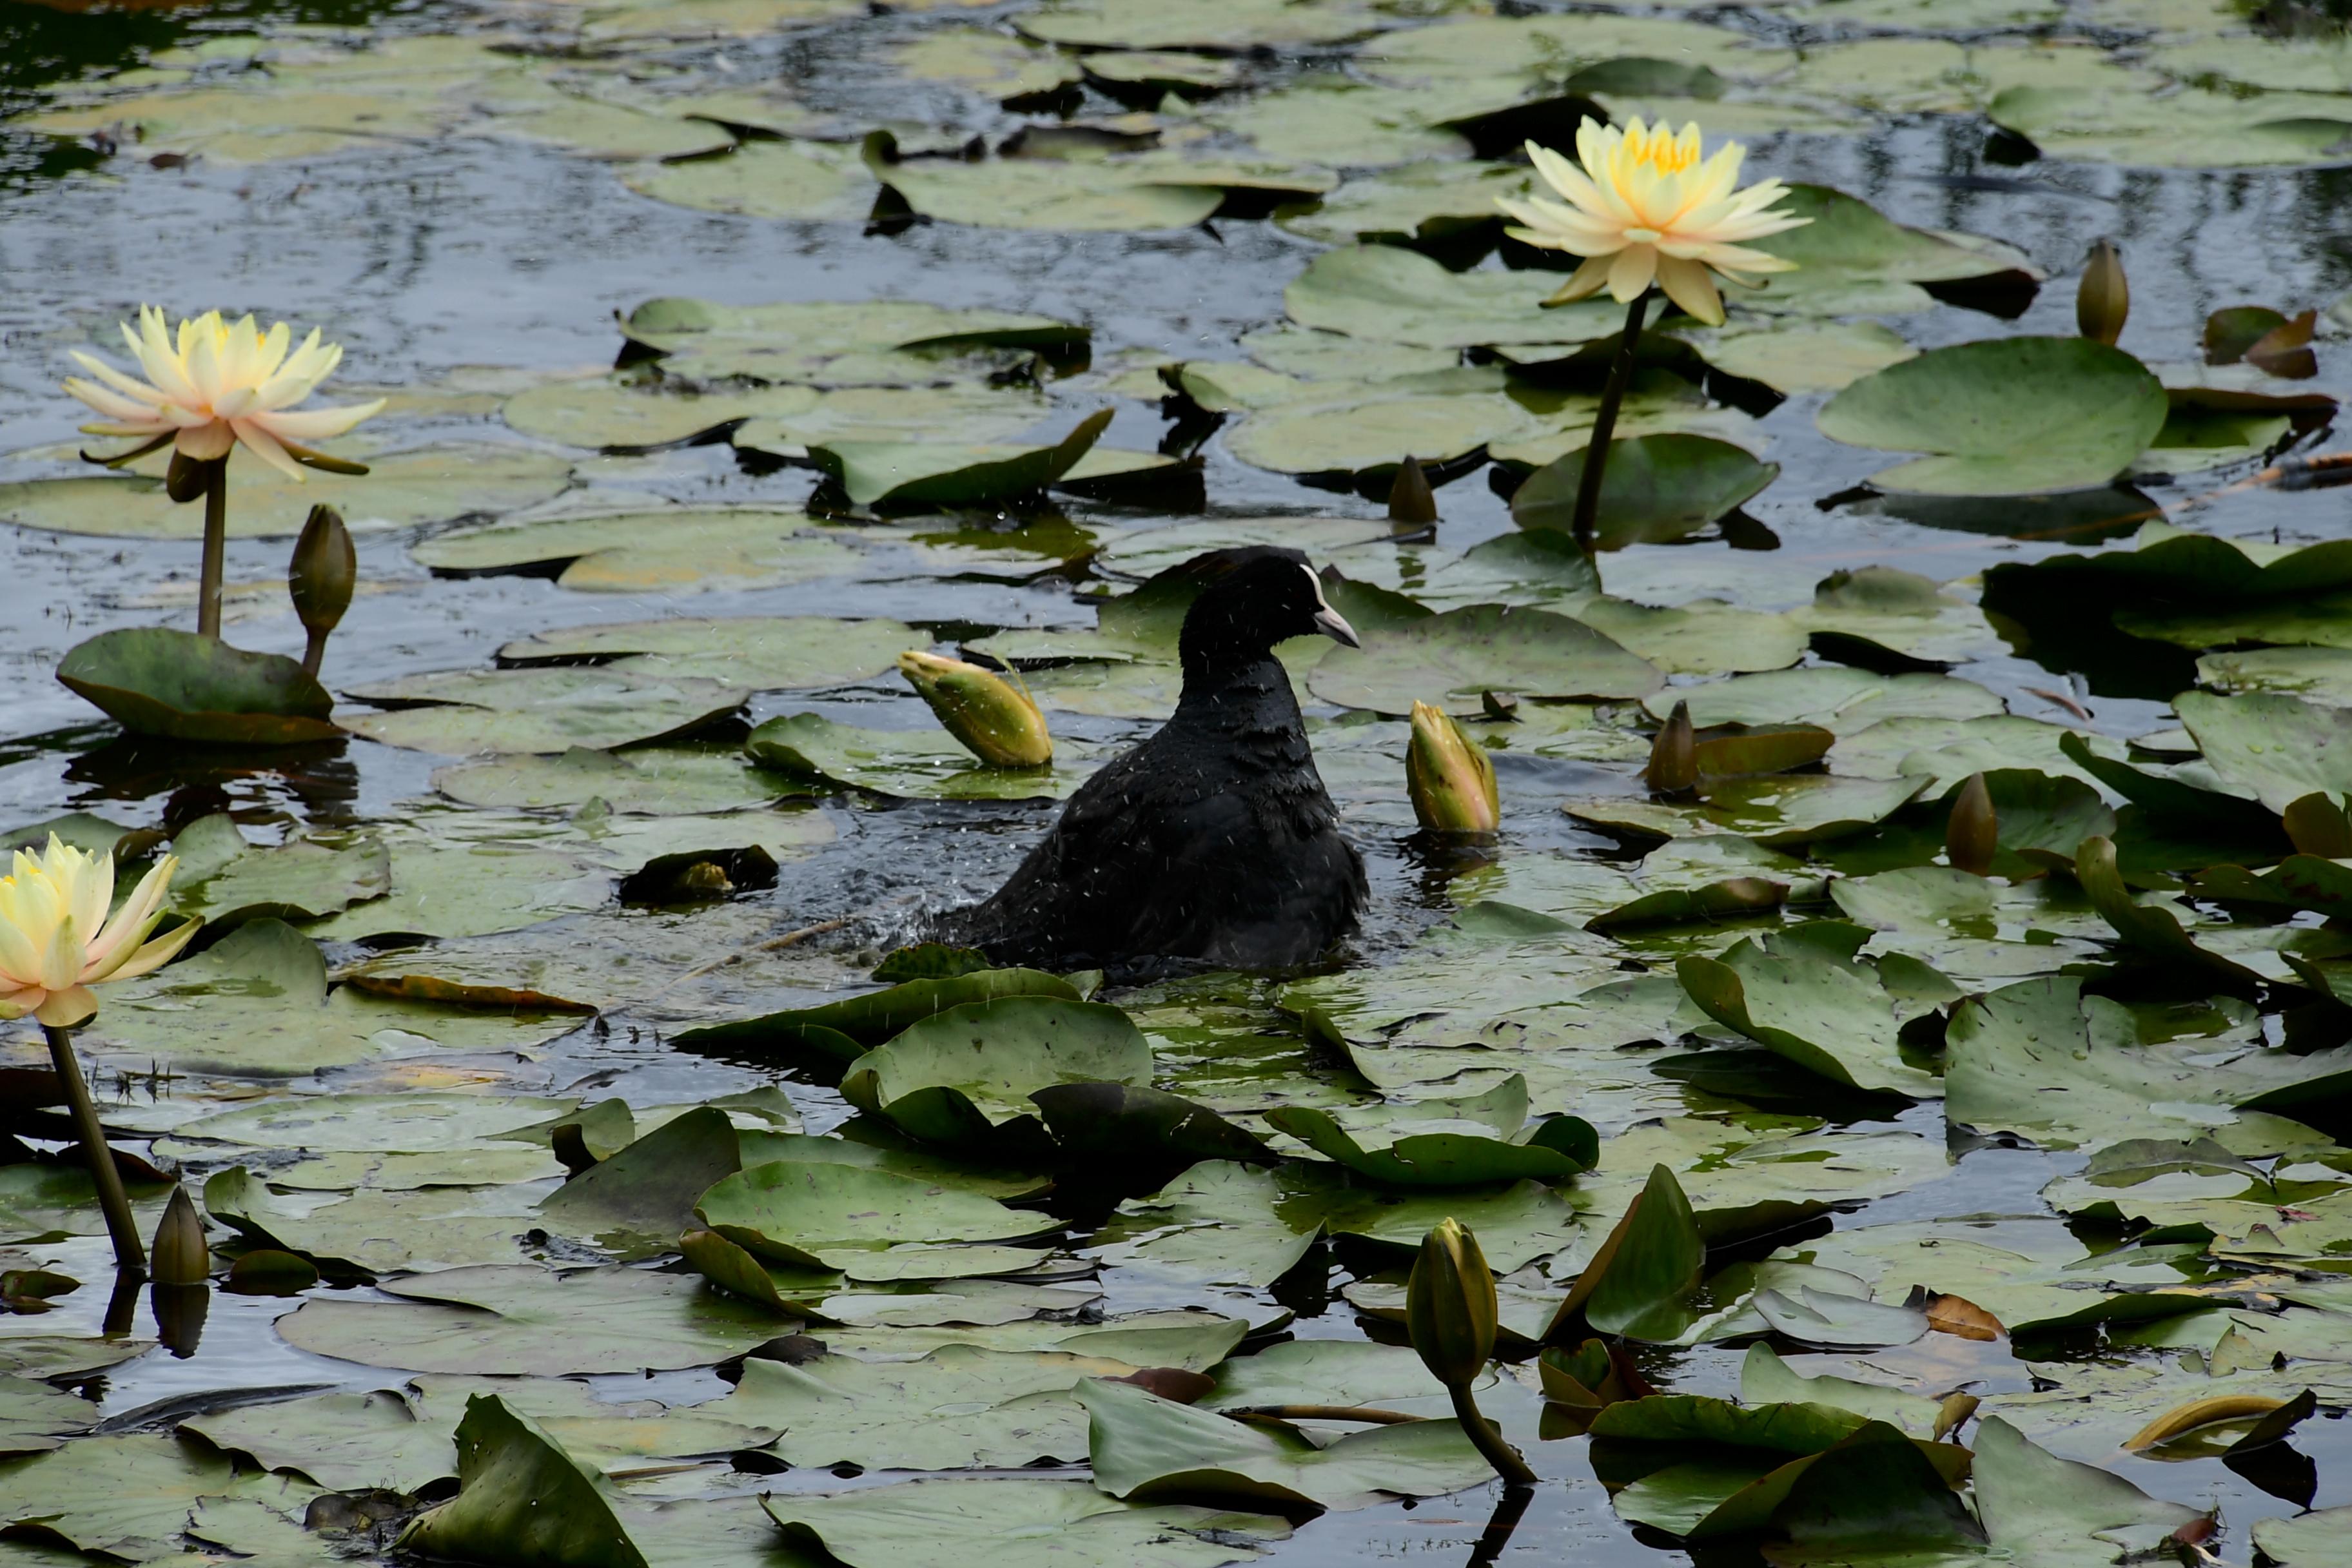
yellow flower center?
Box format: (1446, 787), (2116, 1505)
(1625, 122), (1700, 175)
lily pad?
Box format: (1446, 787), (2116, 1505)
(344, 667), (747, 756)
(618, 139), (874, 221)
(276, 1263), (787, 1375)
(842, 997), (1153, 1157)
(398, 1395), (645, 1568)
(0, 444), (573, 539)
(1511, 436), (1778, 549)
(760, 1476), (1278, 1568)
(57, 629), (338, 745)
(745, 712), (1094, 800)
(694, 1159), (1055, 1272)
(2176, 691), (2352, 812)
(1309, 603), (1661, 716)
(413, 509), (867, 595)
(702, 1348), (1112, 1469)
(1818, 338), (2168, 496)
(1677, 926), (1948, 1097)
(676, 967), (1081, 1060)
(1286, 244), (1626, 349)
(497, 616), (913, 691)
(1079, 1378), (1491, 1513)
(171, 813), (389, 926)
(810, 411), (1114, 509)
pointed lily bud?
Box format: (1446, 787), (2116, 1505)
(2077, 240), (2128, 347)
(1645, 700), (1696, 794)
(1407, 701), (1499, 834)
(1389, 456), (1438, 529)
(150, 1186), (210, 1286)
(289, 504), (356, 636)
(1947, 772), (1997, 876)
(898, 651), (1052, 769)
(1407, 1217), (1498, 1390)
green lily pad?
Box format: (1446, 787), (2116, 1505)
(1739, 1344), (1939, 1436)
(1945, 974), (2352, 1153)
(0, 1374), (91, 1460)
(898, 26), (1086, 103)
(344, 666), (747, 756)
(1558, 1162), (1707, 1342)
(866, 139), (1226, 231)
(760, 1476), (1279, 1568)
(0, 444), (573, 539)
(413, 509), (867, 595)
(620, 295), (1086, 381)
(1264, 1075), (1595, 1188)
(276, 1263), (786, 1375)
(1276, 159), (1533, 246)
(1511, 436), (1778, 549)
(675, 967), (1081, 1060)
(2176, 691), (2352, 812)
(1021, 0), (1379, 48)
(618, 138), (874, 221)
(694, 1159), (1055, 1272)
(744, 712), (1094, 800)
(1567, 774), (1932, 847)
(433, 746), (788, 814)
(1285, 244), (1626, 349)
(81, 919), (572, 1077)
(1079, 1378), (1491, 1513)
(171, 812), (389, 926)
(701, 1347), (1111, 1469)
(1649, 668), (2006, 731)
(810, 411), (1113, 509)
(1681, 320), (1917, 395)
(496, 615), (913, 691)
(538, 1107), (741, 1257)
(1676, 926), (1949, 1097)
(56, 628), (338, 745)
(0, 1435), (315, 1561)
(1087, 1161), (1324, 1290)
(1740, 184), (2039, 315)
(1308, 603), (1661, 716)
(842, 997), (1153, 1156)
(398, 1395), (644, 1568)
(1990, 78), (2352, 168)
(1818, 337), (2168, 496)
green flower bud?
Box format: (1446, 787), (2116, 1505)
(1407, 701), (1499, 834)
(2077, 239), (2128, 347)
(1407, 1217), (1498, 1389)
(1388, 456), (1438, 529)
(150, 1185), (210, 1286)
(288, 504), (356, 636)
(898, 651), (1053, 769)
(1646, 700), (1697, 795)
(1946, 772), (1997, 876)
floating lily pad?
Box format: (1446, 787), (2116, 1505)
(745, 712), (1093, 800)
(618, 139), (874, 220)
(413, 509), (867, 594)
(619, 296), (1087, 382)
(1818, 337), (2168, 496)
(1678, 926), (1947, 1097)
(170, 812), (389, 926)
(0, 1435), (316, 1561)
(344, 667), (747, 756)
(397, 1395), (643, 1568)
(1277, 160), (1533, 245)
(1568, 774), (1932, 847)
(56, 628), (339, 745)
(1080, 1378), (1491, 1513)
(0, 444), (572, 539)
(761, 1476), (1278, 1568)
(496, 616), (913, 691)
(694, 1159), (1055, 1271)
(1511, 436), (1778, 550)
(843, 997), (1153, 1157)
(2176, 691), (2352, 812)
(1682, 321), (1917, 395)
(810, 411), (1113, 509)
(277, 1264), (785, 1375)
(1286, 244), (1625, 348)
(433, 747), (789, 814)
(1309, 603), (1661, 715)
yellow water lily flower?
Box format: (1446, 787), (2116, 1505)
(63, 306), (384, 480)
(0, 835), (197, 1028)
(1498, 119), (1810, 326)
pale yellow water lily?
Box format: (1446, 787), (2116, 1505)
(1498, 119), (1810, 326)
(63, 306), (384, 480)
(0, 836), (197, 1028)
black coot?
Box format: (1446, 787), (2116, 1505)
(952, 547), (1369, 971)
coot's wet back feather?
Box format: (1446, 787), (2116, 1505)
(951, 547), (1367, 971)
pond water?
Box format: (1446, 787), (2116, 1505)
(7, 0), (2352, 1563)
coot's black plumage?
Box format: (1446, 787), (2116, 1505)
(954, 547), (1367, 971)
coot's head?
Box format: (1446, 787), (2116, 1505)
(1177, 546), (1358, 675)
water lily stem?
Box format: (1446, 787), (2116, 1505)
(197, 461), (228, 640)
(43, 1024), (144, 1275)
(1449, 1382), (1537, 1487)
(300, 626), (330, 678)
(1569, 290), (1651, 558)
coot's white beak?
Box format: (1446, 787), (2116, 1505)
(1305, 564), (1360, 647)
